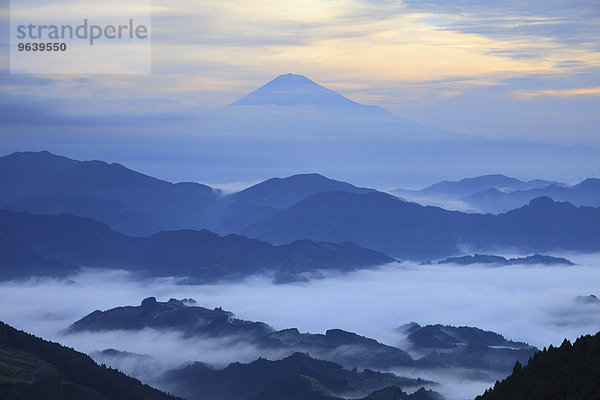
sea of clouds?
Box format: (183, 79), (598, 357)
(1, 253), (599, 399)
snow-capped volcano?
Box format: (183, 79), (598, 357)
(231, 73), (378, 109)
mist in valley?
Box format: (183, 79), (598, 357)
(1, 254), (599, 399)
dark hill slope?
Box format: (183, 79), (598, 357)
(475, 332), (600, 400)
(0, 321), (181, 400)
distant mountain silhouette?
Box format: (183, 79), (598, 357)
(392, 175), (600, 214)
(231, 173), (372, 208)
(5, 192), (160, 236)
(0, 151), (220, 235)
(243, 192), (600, 259)
(244, 191), (462, 258)
(3, 151), (597, 262)
(0, 210), (394, 282)
(0, 321), (181, 400)
(0, 150), (78, 206)
(0, 152), (381, 236)
(392, 175), (556, 200)
(398, 324), (537, 375)
(0, 234), (74, 280)
(38, 159), (219, 230)
(435, 254), (575, 266)
(462, 178), (600, 213)
(159, 352), (436, 400)
(214, 173), (373, 233)
(475, 332), (600, 400)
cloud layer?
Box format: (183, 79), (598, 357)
(2, 254), (599, 350)
(1, 254), (599, 399)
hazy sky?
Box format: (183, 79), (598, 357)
(0, 0), (599, 184)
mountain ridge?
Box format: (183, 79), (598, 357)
(69, 297), (537, 377)
(3, 151), (599, 263)
(462, 178), (600, 213)
(0, 151), (221, 235)
(393, 174), (557, 199)
(214, 173), (375, 233)
(69, 297), (413, 371)
(1, 151), (387, 236)
(0, 209), (394, 282)
(159, 352), (437, 400)
(243, 192), (600, 259)
(434, 254), (575, 266)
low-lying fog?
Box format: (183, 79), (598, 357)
(1, 253), (599, 400)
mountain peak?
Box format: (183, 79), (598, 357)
(271, 73), (314, 85)
(230, 73), (366, 108)
(528, 196), (555, 207)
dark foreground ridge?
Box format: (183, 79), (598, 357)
(0, 321), (182, 400)
(475, 331), (600, 400)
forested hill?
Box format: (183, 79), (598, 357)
(0, 321), (182, 400)
(476, 332), (600, 400)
